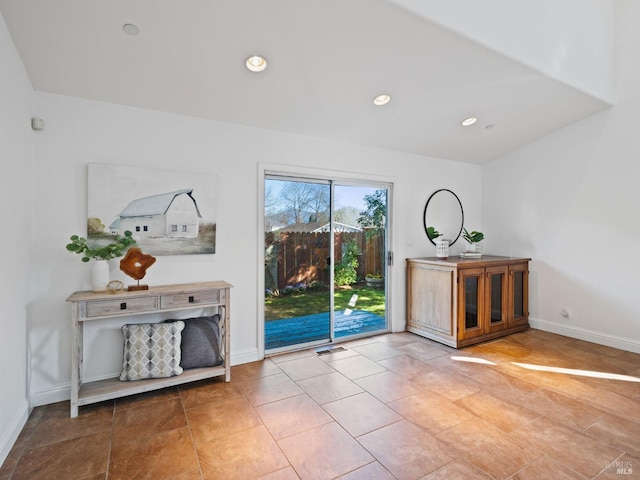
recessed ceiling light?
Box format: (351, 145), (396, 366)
(461, 117), (477, 126)
(245, 55), (267, 72)
(122, 23), (140, 36)
(373, 94), (391, 106)
(485, 124), (495, 130)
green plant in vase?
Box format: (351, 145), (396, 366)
(66, 230), (137, 261)
(66, 230), (138, 292)
(462, 228), (484, 253)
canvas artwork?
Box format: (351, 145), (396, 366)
(87, 163), (217, 255)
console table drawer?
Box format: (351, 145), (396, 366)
(160, 290), (220, 309)
(86, 297), (158, 317)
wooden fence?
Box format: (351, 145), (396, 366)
(265, 230), (384, 290)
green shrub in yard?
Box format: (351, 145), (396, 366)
(334, 239), (360, 286)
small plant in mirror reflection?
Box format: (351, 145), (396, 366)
(462, 228), (484, 244)
(426, 226), (442, 240)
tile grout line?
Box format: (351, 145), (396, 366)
(177, 386), (205, 480)
(103, 400), (116, 480)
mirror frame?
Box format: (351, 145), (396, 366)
(423, 188), (464, 246)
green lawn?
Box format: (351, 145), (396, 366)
(265, 284), (385, 321)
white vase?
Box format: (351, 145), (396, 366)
(91, 260), (110, 292)
(465, 242), (483, 254)
(435, 238), (450, 258)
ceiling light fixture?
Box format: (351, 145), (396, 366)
(461, 117), (477, 127)
(245, 55), (267, 72)
(373, 94), (391, 106)
(122, 23), (140, 36)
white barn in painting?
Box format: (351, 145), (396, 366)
(109, 188), (202, 238)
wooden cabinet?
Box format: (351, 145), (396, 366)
(67, 281), (232, 417)
(407, 256), (529, 348)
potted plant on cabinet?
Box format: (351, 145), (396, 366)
(462, 228), (484, 253)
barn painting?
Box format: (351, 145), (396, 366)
(88, 164), (216, 255)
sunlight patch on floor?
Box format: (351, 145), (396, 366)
(512, 362), (640, 382)
(449, 354), (640, 383)
(450, 356), (497, 365)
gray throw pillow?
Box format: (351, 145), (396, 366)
(165, 315), (222, 369)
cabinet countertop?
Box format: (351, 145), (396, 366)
(406, 255), (531, 268)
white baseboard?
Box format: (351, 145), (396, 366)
(529, 317), (640, 354)
(231, 347), (260, 365)
(30, 382), (70, 407)
(0, 401), (29, 468)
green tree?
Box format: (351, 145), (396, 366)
(357, 189), (387, 233)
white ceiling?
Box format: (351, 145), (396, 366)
(0, 0), (610, 164)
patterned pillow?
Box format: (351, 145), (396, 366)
(119, 321), (185, 381)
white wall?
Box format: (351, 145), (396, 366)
(0, 11), (34, 467)
(29, 92), (482, 405)
(392, 0), (615, 104)
(482, 0), (640, 353)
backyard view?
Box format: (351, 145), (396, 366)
(264, 177), (388, 350)
(265, 285), (385, 320)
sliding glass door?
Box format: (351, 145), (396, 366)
(333, 184), (387, 341)
(264, 177), (332, 350)
(264, 174), (389, 353)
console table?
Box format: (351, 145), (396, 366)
(406, 256), (529, 348)
(67, 281), (231, 417)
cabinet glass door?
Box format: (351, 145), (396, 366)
(513, 272), (524, 317)
(486, 266), (507, 333)
(465, 277), (479, 329)
(459, 268), (485, 339)
(509, 263), (529, 327)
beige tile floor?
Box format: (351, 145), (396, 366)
(2, 329), (640, 479)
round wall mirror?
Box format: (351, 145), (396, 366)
(423, 189), (464, 246)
